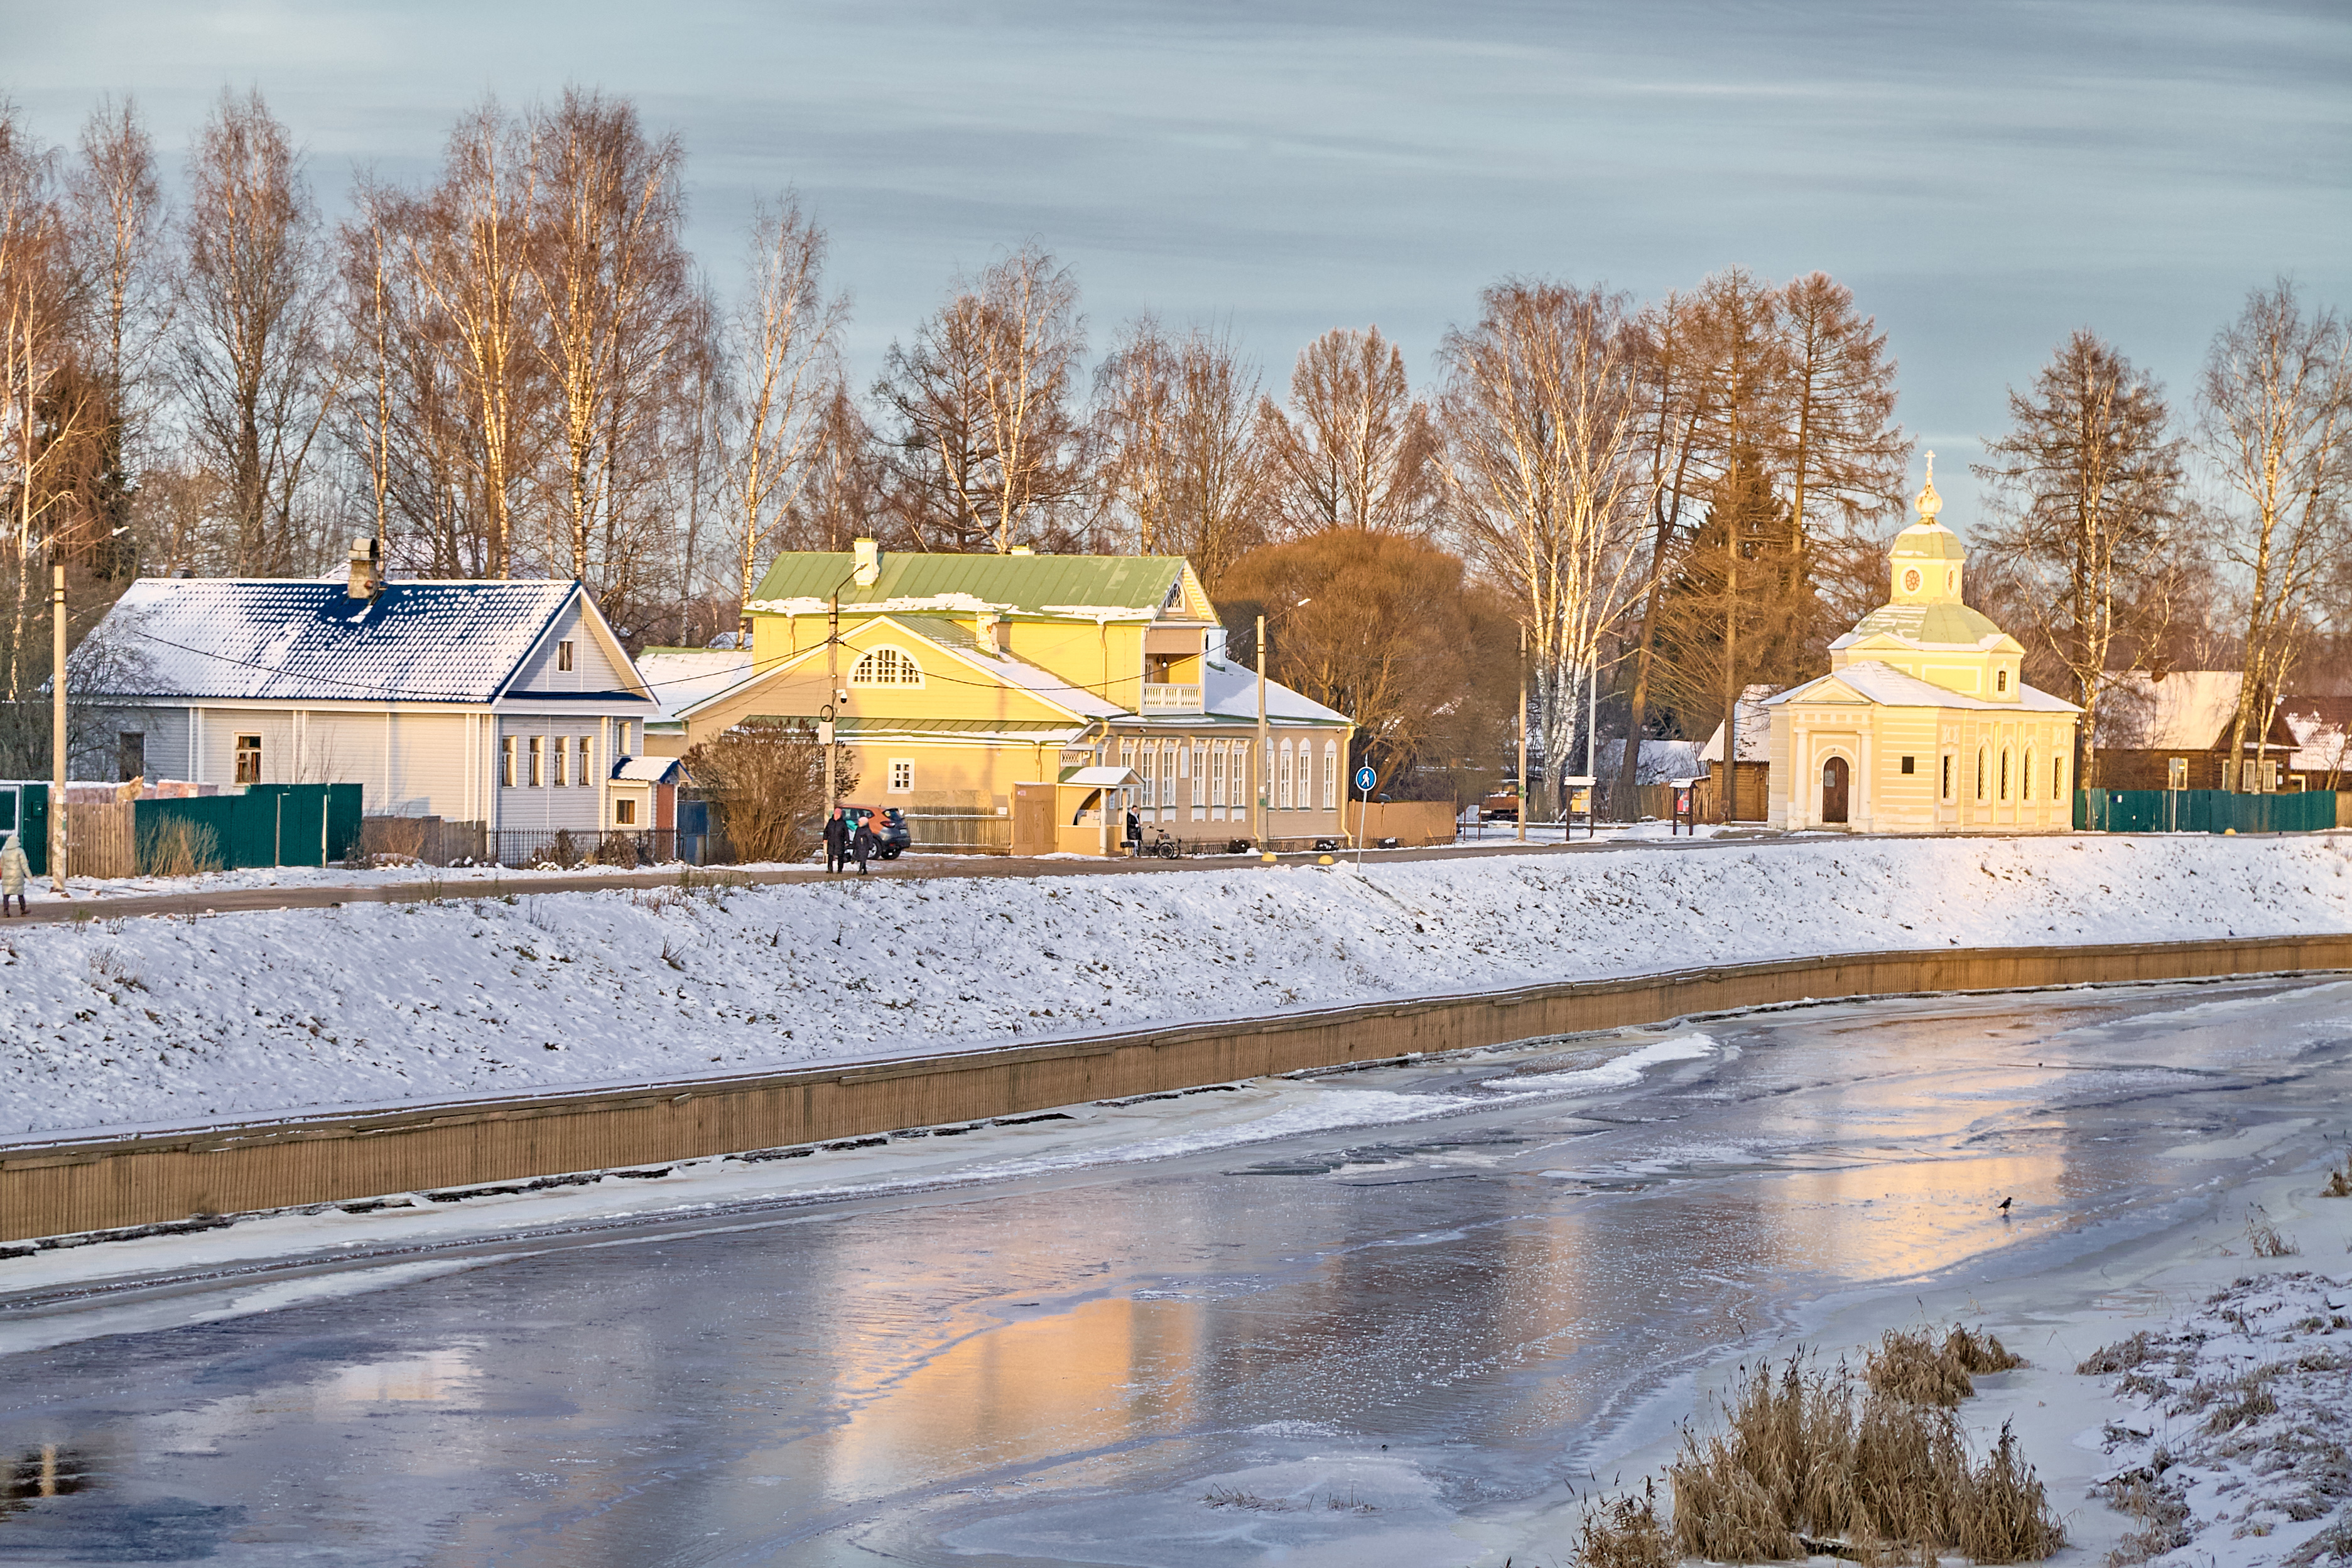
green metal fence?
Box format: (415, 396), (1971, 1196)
(0, 782), (48, 875)
(134, 784), (363, 873)
(2074, 788), (2338, 834)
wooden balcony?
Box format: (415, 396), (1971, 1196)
(1140, 682), (1204, 714)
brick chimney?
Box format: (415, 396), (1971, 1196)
(346, 536), (384, 600)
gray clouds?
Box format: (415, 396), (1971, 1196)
(13, 0), (2349, 521)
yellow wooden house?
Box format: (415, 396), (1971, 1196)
(639, 542), (1355, 855)
(1764, 460), (2080, 833)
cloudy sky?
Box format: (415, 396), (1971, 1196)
(12, 0), (2349, 526)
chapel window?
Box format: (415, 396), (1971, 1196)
(850, 646), (923, 686)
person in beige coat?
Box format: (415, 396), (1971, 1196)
(0, 832), (28, 916)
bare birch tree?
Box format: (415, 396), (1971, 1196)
(1442, 281), (1649, 818)
(396, 102), (539, 576)
(973, 243), (1084, 553)
(1261, 325), (1441, 538)
(725, 194), (843, 616)
(67, 95), (169, 555)
(528, 87), (702, 605)
(176, 89), (339, 576)
(1095, 316), (1267, 588)
(2199, 281), (2352, 789)
(1613, 289), (1711, 806)
(0, 105), (78, 702)
(1973, 330), (2184, 787)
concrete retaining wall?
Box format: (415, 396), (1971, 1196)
(6, 933), (2348, 1245)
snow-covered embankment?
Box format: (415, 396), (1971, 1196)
(4, 834), (2348, 1140)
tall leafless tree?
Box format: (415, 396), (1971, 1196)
(972, 243), (1085, 553)
(2199, 281), (2352, 789)
(725, 193), (843, 616)
(1442, 280), (1649, 817)
(176, 89), (339, 576)
(1973, 330), (2184, 787)
(1260, 325), (1441, 538)
(1095, 316), (1267, 589)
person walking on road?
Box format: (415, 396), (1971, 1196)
(851, 814), (875, 875)
(823, 808), (851, 874)
(0, 832), (28, 917)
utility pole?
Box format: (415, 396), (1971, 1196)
(1516, 622), (1529, 845)
(823, 592), (840, 819)
(50, 559), (66, 893)
(1255, 612), (1269, 855)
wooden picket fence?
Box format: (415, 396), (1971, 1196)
(64, 801), (136, 880)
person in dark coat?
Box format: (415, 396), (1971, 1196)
(852, 815), (876, 874)
(1124, 808), (1141, 853)
(823, 807), (851, 873)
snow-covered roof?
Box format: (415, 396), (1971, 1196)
(1768, 662), (2079, 713)
(1200, 658), (1350, 726)
(611, 755), (684, 785)
(1596, 738), (1705, 784)
(636, 648), (759, 723)
(1063, 765), (1140, 787)
(2094, 671), (2244, 750)
(2282, 699), (2352, 774)
(80, 578), (638, 705)
(1699, 686), (1779, 763)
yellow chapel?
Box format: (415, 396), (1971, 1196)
(1764, 457), (2080, 833)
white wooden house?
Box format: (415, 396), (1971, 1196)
(73, 541), (658, 843)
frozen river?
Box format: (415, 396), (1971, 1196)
(1, 974), (2346, 1565)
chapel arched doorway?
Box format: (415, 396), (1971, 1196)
(1821, 756), (1850, 824)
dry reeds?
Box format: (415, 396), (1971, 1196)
(1575, 1479), (1674, 1568)
(1868, 1326), (2027, 1407)
(2322, 1152), (2352, 1199)
(138, 818), (221, 878)
(2246, 1209), (2301, 1258)
(1666, 1343), (2063, 1566)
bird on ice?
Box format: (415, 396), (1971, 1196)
(1997, 1196), (2014, 1214)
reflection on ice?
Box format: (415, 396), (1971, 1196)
(0, 976), (2342, 1565)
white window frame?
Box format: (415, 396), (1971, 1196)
(557, 639), (575, 673)
(577, 735), (593, 786)
(1321, 740), (1337, 809)
(848, 646), (924, 686)
(501, 735), (516, 788)
(615, 797), (637, 826)
(1278, 740), (1294, 810)
(1191, 741), (1206, 807)
(887, 758), (914, 794)
(528, 735), (545, 788)
(551, 735), (566, 788)
(1210, 742), (1226, 807)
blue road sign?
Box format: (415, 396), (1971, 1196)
(1353, 765), (1378, 792)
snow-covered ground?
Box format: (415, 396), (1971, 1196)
(4, 833), (2349, 1140)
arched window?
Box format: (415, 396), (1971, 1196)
(2022, 750), (2034, 801)
(2001, 749), (2011, 800)
(849, 646), (923, 686)
(1278, 740), (1295, 809)
(1210, 742), (1227, 807)
(2053, 755), (2065, 801)
(1976, 748), (1988, 801)
(1997, 668), (2010, 693)
(1322, 741), (1338, 809)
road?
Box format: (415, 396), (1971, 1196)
(0, 973), (2343, 1565)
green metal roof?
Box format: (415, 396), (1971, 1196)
(749, 551), (1192, 616)
(745, 715), (1078, 735)
(1845, 601), (2007, 646)
(1890, 522), (1967, 561)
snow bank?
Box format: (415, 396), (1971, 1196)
(2076, 1270), (2352, 1567)
(4, 834), (2348, 1140)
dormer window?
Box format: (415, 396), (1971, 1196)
(1997, 669), (2008, 693)
(850, 646), (923, 686)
